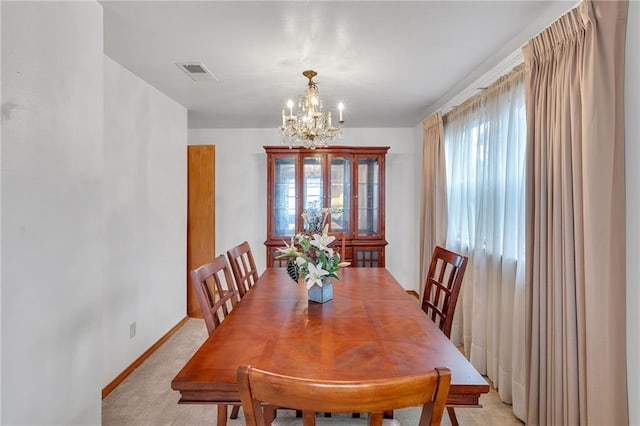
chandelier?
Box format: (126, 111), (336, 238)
(280, 70), (344, 149)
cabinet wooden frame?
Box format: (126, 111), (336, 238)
(264, 145), (389, 268)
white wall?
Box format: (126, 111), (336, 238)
(412, 121), (424, 274)
(188, 128), (420, 292)
(626, 1), (639, 424)
(1, 2), (4, 420)
(1, 3), (104, 424)
(102, 56), (187, 385)
(189, 128), (268, 276)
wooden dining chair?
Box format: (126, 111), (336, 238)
(190, 255), (240, 426)
(421, 245), (468, 426)
(225, 241), (260, 419)
(227, 241), (260, 299)
(237, 365), (451, 426)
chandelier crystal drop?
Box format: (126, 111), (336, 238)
(280, 70), (344, 149)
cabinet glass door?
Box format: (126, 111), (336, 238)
(302, 156), (324, 230)
(357, 157), (379, 236)
(273, 156), (296, 236)
(329, 156), (350, 234)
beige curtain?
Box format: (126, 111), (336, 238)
(418, 113), (447, 299)
(523, 1), (628, 424)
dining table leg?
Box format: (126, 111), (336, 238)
(264, 405), (277, 423)
(217, 404), (227, 426)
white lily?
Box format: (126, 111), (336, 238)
(309, 226), (336, 257)
(304, 262), (330, 289)
(275, 236), (299, 258)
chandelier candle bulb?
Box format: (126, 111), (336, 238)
(338, 102), (344, 122)
(287, 99), (293, 117)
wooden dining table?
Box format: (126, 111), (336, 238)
(172, 267), (489, 411)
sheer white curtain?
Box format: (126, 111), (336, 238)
(443, 68), (527, 420)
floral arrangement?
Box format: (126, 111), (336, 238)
(277, 224), (350, 289)
(301, 201), (342, 233)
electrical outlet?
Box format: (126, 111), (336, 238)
(129, 321), (136, 339)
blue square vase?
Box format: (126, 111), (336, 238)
(308, 281), (333, 303)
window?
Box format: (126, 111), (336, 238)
(444, 78), (526, 262)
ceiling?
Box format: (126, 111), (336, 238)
(101, 1), (573, 129)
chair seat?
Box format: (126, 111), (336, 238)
(272, 414), (400, 426)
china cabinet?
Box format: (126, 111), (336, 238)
(264, 146), (389, 267)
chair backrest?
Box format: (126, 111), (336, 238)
(227, 241), (260, 299)
(190, 255), (239, 336)
(328, 232), (347, 263)
(421, 246), (468, 338)
(237, 365), (450, 426)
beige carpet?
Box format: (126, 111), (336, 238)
(102, 319), (524, 426)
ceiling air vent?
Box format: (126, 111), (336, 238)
(175, 62), (218, 82)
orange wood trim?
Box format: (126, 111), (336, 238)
(406, 290), (420, 300)
(187, 145), (215, 318)
(102, 316), (190, 399)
